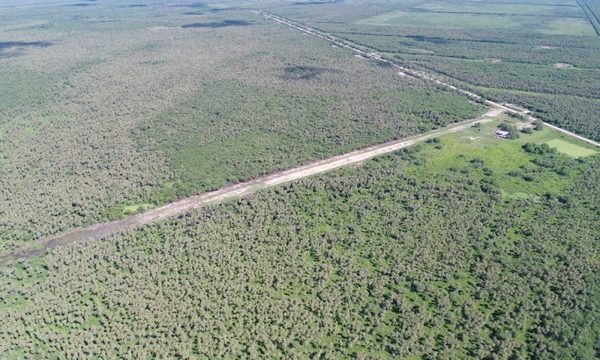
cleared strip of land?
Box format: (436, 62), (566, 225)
(1, 109), (502, 265)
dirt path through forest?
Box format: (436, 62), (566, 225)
(1, 109), (502, 265)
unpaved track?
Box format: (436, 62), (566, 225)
(257, 10), (600, 148)
(1, 110), (501, 265)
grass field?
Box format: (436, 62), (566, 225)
(356, 10), (597, 35)
(546, 138), (598, 157)
(414, 1), (584, 17)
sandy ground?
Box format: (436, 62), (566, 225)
(554, 63), (574, 69)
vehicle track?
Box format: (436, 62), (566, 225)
(577, 0), (600, 36)
(1, 110), (502, 265)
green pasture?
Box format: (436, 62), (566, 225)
(122, 203), (153, 215)
(546, 138), (597, 158)
(356, 10), (596, 36)
(414, 1), (584, 17)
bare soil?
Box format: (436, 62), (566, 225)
(554, 63), (574, 69)
(0, 109), (503, 265)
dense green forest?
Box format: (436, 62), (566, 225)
(411, 58), (599, 98)
(1, 124), (598, 358)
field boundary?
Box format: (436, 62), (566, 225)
(401, 8), (585, 19)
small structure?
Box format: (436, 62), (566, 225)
(495, 130), (510, 139)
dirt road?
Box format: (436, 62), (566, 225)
(1, 110), (501, 265)
(257, 10), (600, 148)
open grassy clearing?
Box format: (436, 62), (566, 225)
(464, 84), (600, 141)
(409, 114), (598, 200)
(356, 10), (597, 35)
(121, 203), (153, 215)
(413, 1), (584, 17)
(540, 17), (599, 35)
(546, 138), (597, 157)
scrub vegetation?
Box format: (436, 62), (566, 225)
(135, 79), (483, 204)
